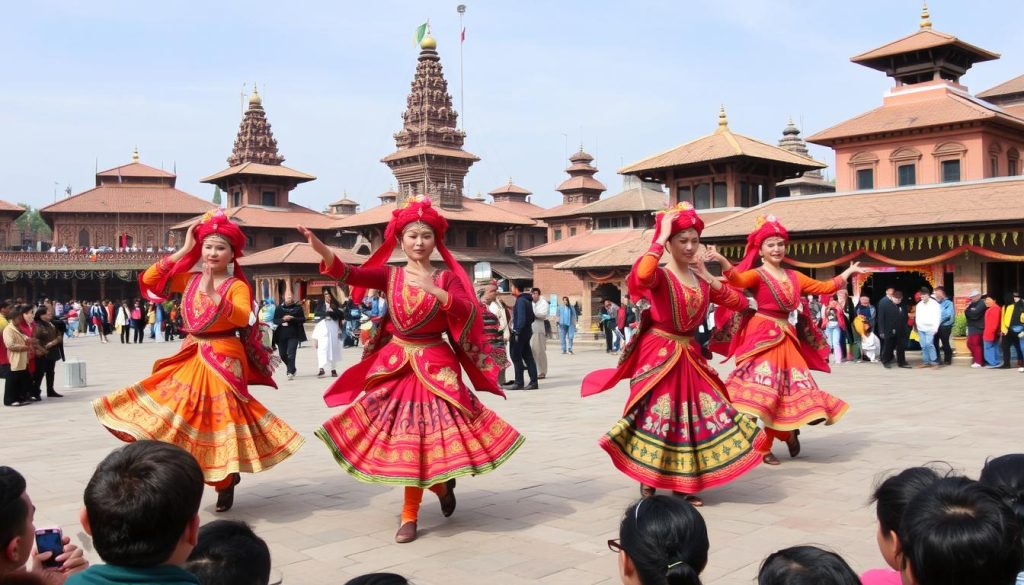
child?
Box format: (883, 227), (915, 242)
(855, 315), (881, 363)
(758, 546), (859, 585)
(978, 454), (1024, 585)
(185, 521), (270, 585)
(861, 466), (942, 585)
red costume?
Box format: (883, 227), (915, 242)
(712, 215), (849, 451)
(315, 196), (523, 538)
(582, 203), (766, 493)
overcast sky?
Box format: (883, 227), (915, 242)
(2, 1), (1020, 212)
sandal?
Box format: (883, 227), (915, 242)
(640, 484), (656, 498)
(786, 429), (801, 458)
(438, 478), (457, 517)
(762, 453), (781, 466)
(215, 474), (241, 512)
(674, 492), (703, 507)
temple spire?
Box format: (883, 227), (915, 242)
(227, 86), (284, 167)
(920, 2), (932, 29)
(716, 105), (729, 132)
(131, 146), (140, 163)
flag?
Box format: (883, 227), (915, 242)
(461, 27), (466, 43)
(414, 22), (428, 46)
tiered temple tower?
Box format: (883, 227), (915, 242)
(775, 119), (834, 196)
(381, 35), (479, 208)
(556, 148), (606, 205)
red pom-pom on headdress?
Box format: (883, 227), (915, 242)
(651, 201), (705, 242)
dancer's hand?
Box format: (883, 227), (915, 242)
(656, 211), (679, 245)
(298, 226), (333, 266)
(841, 261), (868, 280)
(703, 245), (732, 271)
(170, 221), (199, 262)
(405, 271), (441, 296)
(199, 262), (217, 300)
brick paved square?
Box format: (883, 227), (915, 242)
(5, 336), (1021, 585)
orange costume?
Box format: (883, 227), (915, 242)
(582, 204), (766, 493)
(93, 211), (303, 490)
(712, 215), (849, 452)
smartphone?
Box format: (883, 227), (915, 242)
(34, 527), (64, 568)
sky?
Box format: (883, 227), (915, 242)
(1, 1), (1021, 213)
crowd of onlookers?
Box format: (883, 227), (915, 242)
(3, 441), (1022, 585)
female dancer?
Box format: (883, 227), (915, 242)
(312, 288), (343, 378)
(707, 214), (864, 465)
(93, 210), (304, 511)
(299, 195), (524, 543)
(582, 204), (766, 505)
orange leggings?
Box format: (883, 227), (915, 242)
(763, 428), (792, 451)
(401, 484), (449, 524)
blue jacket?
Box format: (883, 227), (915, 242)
(938, 298), (955, 327)
(557, 304), (576, 327)
(512, 293), (535, 334)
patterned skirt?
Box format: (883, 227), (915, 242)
(316, 366), (525, 488)
(93, 353), (304, 484)
(724, 337), (849, 430)
(599, 357), (766, 493)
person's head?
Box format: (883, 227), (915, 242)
(482, 284), (498, 304)
(885, 287), (895, 298)
(562, 296), (570, 306)
(983, 294), (996, 308)
(12, 305), (32, 325)
(200, 232), (235, 274)
(81, 441), (204, 568)
(757, 546), (859, 585)
(759, 236), (787, 266)
(185, 520), (271, 585)
(399, 221), (436, 262)
(979, 453), (1024, 530)
(836, 289), (848, 302)
(899, 476), (1023, 585)
(511, 280), (528, 295)
(863, 321), (873, 335)
(32, 306), (50, 323)
(531, 288), (541, 302)
(654, 203), (706, 267)
(871, 466), (944, 570)
(284, 292), (293, 305)
(0, 467), (33, 575)
(859, 295), (871, 306)
(323, 288), (339, 308)
(344, 574), (410, 585)
(893, 290), (904, 302)
(968, 289), (982, 302)
(0, 301), (11, 318)
(604, 299), (613, 309)
(1014, 292), (1022, 304)
(933, 286), (946, 301)
(613, 496), (708, 585)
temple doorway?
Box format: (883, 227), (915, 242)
(861, 270), (933, 306)
(986, 262), (1024, 300)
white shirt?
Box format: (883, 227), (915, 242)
(915, 298), (942, 334)
(533, 298), (549, 322)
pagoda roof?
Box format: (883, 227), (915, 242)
(551, 231), (647, 269)
(40, 184), (214, 215)
(978, 74), (1024, 99)
(488, 181), (532, 196)
(238, 242), (365, 267)
(851, 28), (999, 69)
(336, 196), (536, 229)
(620, 119), (826, 176)
(533, 202), (588, 220)
(807, 86), (1024, 145)
(490, 199), (548, 222)
(380, 145), (480, 163)
(170, 203), (337, 231)
(201, 162), (315, 184)
(96, 162), (176, 180)
(329, 197), (359, 206)
(521, 229), (640, 258)
(699, 176), (1024, 240)
(0, 200), (25, 213)
(556, 175), (607, 193)
(576, 187), (666, 215)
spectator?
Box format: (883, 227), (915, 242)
(114, 302), (130, 345)
(272, 293), (306, 381)
(3, 305), (35, 407)
(915, 288), (941, 368)
(68, 441), (204, 585)
(899, 476), (1022, 585)
(344, 575), (409, 585)
(1000, 292), (1024, 369)
(861, 466), (943, 585)
(556, 296), (576, 355)
(983, 295), (1003, 368)
(502, 280), (538, 390)
(609, 495), (708, 585)
(30, 306), (63, 399)
(482, 284), (510, 384)
(530, 288), (549, 379)
(978, 454), (1024, 585)
(603, 299), (622, 354)
(932, 287), (954, 366)
(0, 300), (13, 387)
(758, 546), (860, 585)
(184, 520), (270, 585)
(0, 466), (88, 583)
(878, 288), (909, 369)
(623, 299), (638, 345)
(964, 289), (986, 367)
(129, 301), (144, 344)
(835, 289), (855, 361)
(857, 319), (881, 363)
(820, 300), (844, 365)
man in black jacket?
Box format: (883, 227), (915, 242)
(503, 280), (538, 390)
(877, 288), (910, 368)
(273, 292), (307, 380)
(964, 289), (986, 367)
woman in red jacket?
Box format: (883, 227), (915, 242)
(983, 295), (1003, 368)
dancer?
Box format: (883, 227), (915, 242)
(299, 195), (524, 544)
(707, 214), (865, 465)
(93, 210), (304, 512)
(583, 204), (766, 505)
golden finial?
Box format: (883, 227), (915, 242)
(920, 2), (932, 28)
(131, 146), (140, 163)
(508, 176), (513, 185)
(716, 105), (729, 132)
(420, 35), (437, 50)
(249, 84), (262, 106)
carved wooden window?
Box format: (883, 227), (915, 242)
(890, 147), (921, 186)
(78, 229), (90, 247)
(1009, 148), (1020, 176)
(553, 229), (562, 241)
(849, 151), (879, 191)
(933, 142), (967, 183)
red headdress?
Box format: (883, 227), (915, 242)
(732, 213), (789, 275)
(350, 195), (471, 305)
(651, 201), (704, 242)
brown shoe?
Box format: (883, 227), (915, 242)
(674, 492), (704, 507)
(395, 521), (418, 543)
(438, 478), (457, 517)
(785, 429), (801, 458)
(762, 453), (781, 465)
(640, 484), (656, 498)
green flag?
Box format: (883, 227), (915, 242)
(414, 22), (428, 46)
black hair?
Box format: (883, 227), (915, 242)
(344, 574), (410, 585)
(14, 304), (33, 319)
(531, 287), (541, 295)
(979, 453), (1024, 530)
(757, 546), (860, 585)
(84, 441), (204, 567)
(900, 476), (1023, 585)
(0, 467), (28, 551)
(32, 306), (48, 322)
(0, 300), (11, 310)
(620, 495), (708, 585)
(920, 286), (931, 295)
(185, 520), (271, 585)
(933, 286), (945, 294)
(511, 279), (528, 292)
(871, 466), (943, 536)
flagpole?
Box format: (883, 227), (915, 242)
(457, 4), (466, 132)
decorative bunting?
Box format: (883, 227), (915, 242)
(1002, 232), (1008, 246)
(1015, 233), (1020, 245)
(927, 235), (933, 249)
(968, 233), (975, 246)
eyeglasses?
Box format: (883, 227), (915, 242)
(607, 539), (622, 553)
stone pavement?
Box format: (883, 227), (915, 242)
(3, 334), (1022, 585)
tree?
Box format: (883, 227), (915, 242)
(212, 186), (223, 206)
(14, 204), (52, 248)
